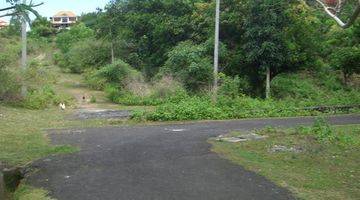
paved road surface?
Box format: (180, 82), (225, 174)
(28, 115), (360, 200)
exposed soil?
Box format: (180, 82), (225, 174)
(54, 69), (132, 119)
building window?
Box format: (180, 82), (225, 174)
(69, 17), (76, 22)
(54, 17), (61, 22)
(62, 17), (68, 23)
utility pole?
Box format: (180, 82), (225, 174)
(213, 0), (220, 102)
(21, 0), (27, 97)
(265, 66), (270, 99)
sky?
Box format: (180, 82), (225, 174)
(0, 0), (110, 22)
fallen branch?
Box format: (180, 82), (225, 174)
(315, 0), (360, 29)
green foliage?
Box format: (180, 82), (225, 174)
(22, 85), (56, 109)
(212, 124), (360, 200)
(84, 69), (107, 90)
(133, 96), (224, 121)
(56, 23), (94, 54)
(0, 37), (21, 101)
(312, 117), (337, 142)
(95, 60), (142, 88)
(297, 117), (356, 146)
(271, 72), (360, 106)
(65, 39), (111, 73)
(150, 76), (186, 100)
(29, 17), (56, 38)
(103, 0), (200, 77)
(160, 41), (213, 92)
(218, 73), (250, 98)
(0, 69), (20, 101)
(22, 84), (73, 110)
(133, 95), (313, 121)
(331, 46), (360, 83)
(90, 95), (97, 103)
(242, 0), (291, 95)
(272, 73), (320, 100)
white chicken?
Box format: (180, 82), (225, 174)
(59, 103), (66, 110)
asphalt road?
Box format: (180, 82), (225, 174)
(28, 115), (360, 200)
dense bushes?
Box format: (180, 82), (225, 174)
(271, 71), (360, 106)
(56, 23), (94, 54)
(132, 92), (360, 121)
(130, 71), (360, 121)
(0, 33), (73, 109)
(65, 39), (111, 73)
(160, 41), (213, 92)
(331, 46), (360, 84)
(0, 37), (21, 101)
(131, 96), (309, 121)
(84, 58), (191, 106)
(55, 23), (110, 73)
(85, 60), (142, 89)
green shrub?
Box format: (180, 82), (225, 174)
(96, 60), (142, 88)
(90, 95), (97, 103)
(312, 117), (337, 142)
(271, 72), (360, 106)
(56, 23), (94, 54)
(105, 75), (189, 106)
(22, 85), (56, 109)
(22, 85), (73, 110)
(331, 46), (360, 85)
(160, 41), (213, 92)
(137, 95), (313, 121)
(218, 74), (250, 98)
(104, 84), (121, 103)
(297, 118), (357, 146)
(143, 96), (226, 121)
(150, 76), (186, 99)
(66, 39), (111, 73)
(0, 69), (21, 101)
(272, 73), (320, 100)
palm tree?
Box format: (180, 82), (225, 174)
(1, 0), (43, 96)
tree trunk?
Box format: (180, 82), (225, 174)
(109, 25), (115, 64)
(111, 41), (115, 64)
(266, 66), (271, 99)
(343, 72), (349, 86)
(20, 0), (27, 97)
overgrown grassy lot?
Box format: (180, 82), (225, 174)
(211, 122), (360, 200)
(0, 105), (77, 166)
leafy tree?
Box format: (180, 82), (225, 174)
(242, 0), (291, 98)
(161, 41), (213, 92)
(106, 0), (201, 77)
(56, 23), (94, 54)
(30, 16), (56, 38)
(66, 39), (111, 73)
(331, 46), (360, 85)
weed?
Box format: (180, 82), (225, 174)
(90, 95), (97, 103)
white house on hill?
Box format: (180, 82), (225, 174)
(50, 11), (78, 30)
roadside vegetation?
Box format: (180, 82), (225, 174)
(51, 0), (359, 121)
(211, 120), (360, 200)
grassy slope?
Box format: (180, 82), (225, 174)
(0, 105), (78, 167)
(211, 125), (360, 200)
